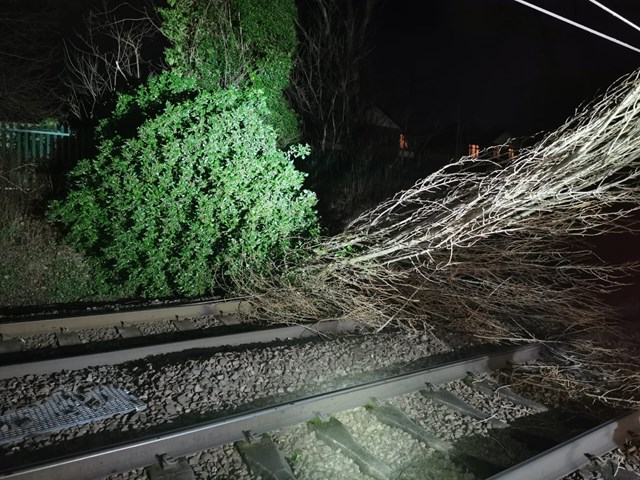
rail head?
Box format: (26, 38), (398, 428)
(0, 319), (361, 380)
(488, 409), (640, 480)
(0, 299), (250, 336)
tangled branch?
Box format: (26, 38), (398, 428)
(63, 1), (159, 119)
(238, 69), (640, 406)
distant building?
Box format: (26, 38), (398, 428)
(363, 106), (415, 159)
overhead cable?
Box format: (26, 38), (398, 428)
(511, 0), (640, 55)
(586, 0), (640, 35)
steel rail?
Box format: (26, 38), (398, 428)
(488, 409), (640, 480)
(0, 299), (249, 336)
(0, 343), (541, 480)
(0, 320), (360, 380)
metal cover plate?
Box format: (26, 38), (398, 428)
(0, 385), (145, 445)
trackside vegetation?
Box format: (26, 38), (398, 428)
(48, 0), (318, 298)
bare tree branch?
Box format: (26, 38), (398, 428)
(63, 1), (160, 119)
(240, 69), (640, 408)
(288, 0), (380, 151)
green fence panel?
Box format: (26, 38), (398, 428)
(0, 121), (76, 191)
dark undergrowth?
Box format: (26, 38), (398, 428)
(0, 186), (105, 308)
(301, 148), (453, 234)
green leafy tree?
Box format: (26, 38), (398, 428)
(161, 0), (299, 145)
(50, 0), (317, 298)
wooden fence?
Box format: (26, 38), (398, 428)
(0, 121), (87, 192)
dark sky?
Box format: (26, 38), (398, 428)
(12, 0), (639, 141)
(368, 0), (640, 143)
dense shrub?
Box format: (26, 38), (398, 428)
(49, 86), (317, 298)
(49, 0), (317, 299)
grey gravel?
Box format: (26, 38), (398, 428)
(15, 333), (57, 350)
(6, 313), (225, 353)
(389, 389), (537, 469)
(188, 444), (251, 479)
(104, 439), (252, 480)
(135, 320), (178, 336)
(105, 371), (540, 479)
(333, 406), (475, 479)
(104, 467), (146, 480)
(80, 327), (121, 344)
(188, 314), (224, 330)
(274, 423), (369, 480)
(0, 331), (450, 465)
(441, 377), (542, 425)
(5, 329), (596, 480)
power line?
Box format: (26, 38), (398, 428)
(586, 0), (640, 35)
(511, 0), (640, 55)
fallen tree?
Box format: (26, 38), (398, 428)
(238, 69), (640, 408)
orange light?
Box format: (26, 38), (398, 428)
(469, 144), (479, 158)
(399, 133), (408, 150)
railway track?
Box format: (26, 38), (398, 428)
(0, 298), (364, 382)
(0, 298), (249, 353)
(1, 304), (639, 480)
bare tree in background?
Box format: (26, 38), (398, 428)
(0, 2), (63, 122)
(289, 0), (379, 151)
(64, 1), (160, 120)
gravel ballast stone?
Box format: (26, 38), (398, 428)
(0, 331), (450, 471)
(2, 332), (571, 480)
(15, 333), (56, 350)
(80, 327), (121, 344)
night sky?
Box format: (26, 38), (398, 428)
(7, 0), (639, 140)
(368, 0), (640, 143)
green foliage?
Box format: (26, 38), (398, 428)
(289, 451), (301, 462)
(49, 0), (315, 300)
(462, 373), (475, 386)
(160, 0), (299, 145)
(50, 87), (317, 298)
